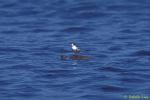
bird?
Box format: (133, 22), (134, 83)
(71, 43), (80, 53)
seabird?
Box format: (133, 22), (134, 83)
(71, 43), (80, 53)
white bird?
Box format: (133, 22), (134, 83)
(71, 43), (80, 53)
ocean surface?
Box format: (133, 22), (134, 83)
(0, 0), (150, 100)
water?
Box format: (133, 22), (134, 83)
(0, 0), (150, 100)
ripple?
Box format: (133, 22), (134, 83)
(108, 45), (122, 51)
(99, 66), (126, 73)
(140, 29), (150, 33)
(0, 80), (12, 86)
(29, 28), (54, 33)
(61, 26), (94, 32)
(1, 30), (21, 34)
(130, 50), (150, 56)
(17, 9), (41, 16)
(0, 2), (17, 8)
(31, 52), (50, 56)
(8, 85), (40, 98)
(68, 4), (99, 12)
(7, 64), (37, 70)
(101, 85), (127, 92)
(36, 69), (76, 79)
(0, 47), (28, 53)
(95, 54), (108, 58)
(43, 11), (58, 17)
(77, 11), (109, 19)
(106, 4), (142, 11)
(115, 35), (140, 40)
(120, 78), (145, 83)
(119, 29), (137, 33)
(80, 95), (102, 100)
(119, 72), (150, 80)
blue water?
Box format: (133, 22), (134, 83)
(0, 0), (150, 100)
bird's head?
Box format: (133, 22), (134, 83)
(71, 43), (75, 46)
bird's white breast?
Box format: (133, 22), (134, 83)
(72, 45), (77, 50)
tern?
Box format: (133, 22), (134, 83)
(71, 43), (80, 53)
